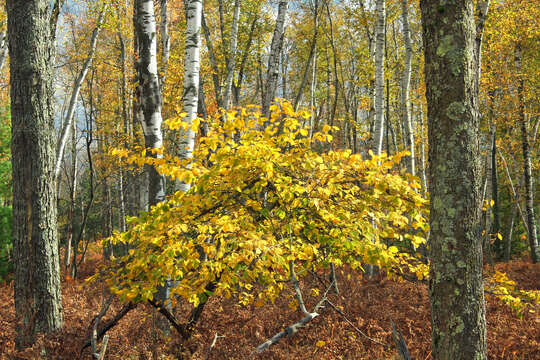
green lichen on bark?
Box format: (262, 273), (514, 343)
(421, 0), (487, 358)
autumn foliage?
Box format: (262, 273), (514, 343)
(95, 102), (428, 311)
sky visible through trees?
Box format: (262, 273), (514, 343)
(0, 0), (538, 358)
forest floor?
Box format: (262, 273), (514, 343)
(0, 251), (539, 360)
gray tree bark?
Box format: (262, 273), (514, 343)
(400, 0), (414, 176)
(222, 0), (241, 110)
(7, 0), (63, 349)
(515, 43), (540, 263)
(421, 0), (487, 358)
(262, 0), (288, 119)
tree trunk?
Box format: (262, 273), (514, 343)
(135, 0), (165, 208)
(293, 0), (318, 110)
(0, 30), (8, 71)
(7, 0), (63, 348)
(201, 11), (223, 108)
(372, 0), (385, 155)
(420, 0), (487, 358)
(160, 0), (170, 85)
(262, 0), (288, 119)
(222, 0), (241, 110)
(176, 0), (202, 193)
(65, 115), (78, 271)
(400, 0), (414, 176)
(515, 43), (540, 263)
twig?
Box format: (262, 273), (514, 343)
(324, 299), (388, 348)
(205, 333), (225, 360)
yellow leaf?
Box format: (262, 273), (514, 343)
(316, 340), (326, 347)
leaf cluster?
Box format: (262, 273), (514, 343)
(95, 101), (428, 309)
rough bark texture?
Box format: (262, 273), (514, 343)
(420, 0), (487, 359)
(7, 0), (63, 349)
(515, 44), (540, 263)
(135, 0), (165, 208)
(262, 0), (288, 119)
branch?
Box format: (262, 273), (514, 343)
(80, 302), (137, 355)
(55, 4), (108, 181)
(50, 0), (65, 39)
(148, 299), (190, 340)
(91, 292), (114, 358)
(390, 318), (411, 360)
(255, 312), (319, 353)
(325, 299), (388, 347)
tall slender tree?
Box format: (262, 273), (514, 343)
(7, 0), (63, 349)
(400, 0), (414, 176)
(372, 0), (385, 155)
(262, 0), (288, 119)
(421, 0), (487, 358)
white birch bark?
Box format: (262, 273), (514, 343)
(176, 0), (202, 193)
(135, 0), (165, 207)
(262, 0), (288, 118)
(160, 0), (170, 82)
(54, 5), (107, 181)
(400, 0), (414, 176)
(0, 30), (7, 71)
(222, 0), (241, 110)
(372, 0), (385, 155)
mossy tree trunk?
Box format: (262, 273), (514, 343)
(7, 0), (63, 349)
(420, 0), (487, 359)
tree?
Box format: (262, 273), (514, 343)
(420, 0), (487, 358)
(134, 0), (169, 317)
(400, 0), (414, 177)
(262, 0), (288, 118)
(372, 0), (385, 155)
(7, 0), (63, 349)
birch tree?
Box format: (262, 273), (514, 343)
(515, 43), (540, 263)
(7, 0), (63, 349)
(177, 0), (202, 193)
(262, 0), (288, 119)
(135, 0), (165, 207)
(400, 0), (414, 176)
(421, 0), (487, 358)
(372, 0), (385, 155)
(222, 0), (241, 110)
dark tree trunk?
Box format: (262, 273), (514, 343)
(420, 0), (487, 359)
(7, 0), (63, 349)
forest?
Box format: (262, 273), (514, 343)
(0, 0), (539, 359)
